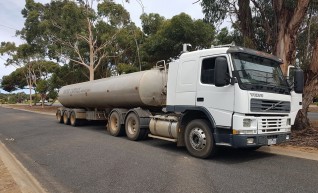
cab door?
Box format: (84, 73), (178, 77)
(196, 55), (235, 127)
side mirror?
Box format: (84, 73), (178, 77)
(294, 68), (304, 94)
(215, 57), (229, 87)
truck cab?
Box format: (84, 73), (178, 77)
(166, 46), (303, 151)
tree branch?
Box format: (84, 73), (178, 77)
(70, 58), (90, 70)
(288, 0), (310, 33)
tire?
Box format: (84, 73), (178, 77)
(70, 111), (79, 127)
(125, 112), (146, 141)
(184, 119), (216, 159)
(108, 111), (125, 136)
(56, 110), (63, 123)
(63, 111), (70, 125)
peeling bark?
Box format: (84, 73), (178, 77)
(273, 0), (310, 75)
(294, 30), (318, 130)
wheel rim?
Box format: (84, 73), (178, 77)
(110, 114), (119, 132)
(127, 117), (137, 135)
(57, 111), (61, 121)
(189, 127), (207, 151)
(70, 113), (76, 125)
(63, 113), (68, 124)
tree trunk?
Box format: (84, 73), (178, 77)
(237, 0), (256, 48)
(89, 65), (94, 81)
(29, 83), (32, 107)
(273, 0), (310, 75)
(294, 25), (318, 130)
(272, 0), (310, 130)
(88, 17), (95, 81)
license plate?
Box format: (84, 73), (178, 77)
(268, 138), (277, 145)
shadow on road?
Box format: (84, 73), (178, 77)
(141, 139), (276, 163)
(211, 147), (275, 163)
(65, 123), (276, 163)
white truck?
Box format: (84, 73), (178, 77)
(56, 45), (304, 158)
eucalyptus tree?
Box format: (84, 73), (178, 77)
(0, 42), (42, 106)
(20, 0), (135, 81)
(201, 0), (311, 73)
(141, 13), (216, 66)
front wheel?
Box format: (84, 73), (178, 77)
(184, 119), (217, 159)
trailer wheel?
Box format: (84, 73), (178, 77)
(184, 119), (216, 159)
(70, 111), (78, 127)
(63, 111), (70, 125)
(56, 110), (63, 123)
(108, 111), (125, 136)
(125, 112), (146, 141)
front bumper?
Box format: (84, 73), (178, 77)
(231, 133), (290, 148)
(214, 132), (291, 148)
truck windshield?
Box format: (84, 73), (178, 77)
(231, 53), (290, 94)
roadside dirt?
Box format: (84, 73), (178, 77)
(0, 159), (21, 193)
(3, 104), (318, 151)
(5, 104), (58, 115)
(280, 106), (318, 150)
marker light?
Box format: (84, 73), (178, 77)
(247, 138), (255, 144)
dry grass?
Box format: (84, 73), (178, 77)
(6, 104), (58, 114)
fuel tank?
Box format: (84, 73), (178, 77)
(58, 69), (167, 109)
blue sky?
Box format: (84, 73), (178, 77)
(0, 0), (204, 91)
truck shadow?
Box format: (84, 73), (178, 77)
(142, 139), (276, 164)
(73, 124), (276, 164)
(211, 147), (276, 164)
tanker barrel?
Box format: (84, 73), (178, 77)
(58, 69), (167, 109)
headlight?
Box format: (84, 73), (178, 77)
(243, 119), (252, 127)
(286, 118), (291, 126)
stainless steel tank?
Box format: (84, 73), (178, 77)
(58, 69), (167, 109)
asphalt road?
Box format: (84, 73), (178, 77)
(0, 107), (318, 193)
(308, 112), (318, 121)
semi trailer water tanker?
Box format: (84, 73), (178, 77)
(58, 69), (167, 109)
(56, 45), (304, 158)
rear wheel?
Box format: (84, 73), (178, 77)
(125, 112), (146, 141)
(108, 111), (125, 136)
(63, 111), (70, 125)
(56, 110), (63, 123)
(70, 111), (79, 126)
(184, 119), (216, 159)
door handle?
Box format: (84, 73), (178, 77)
(197, 97), (204, 102)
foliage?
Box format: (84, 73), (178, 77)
(19, 0), (140, 81)
(0, 92), (27, 104)
(140, 13), (165, 36)
(141, 13), (215, 66)
(1, 68), (26, 92)
(117, 63), (138, 75)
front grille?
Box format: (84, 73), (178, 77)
(258, 118), (283, 133)
(251, 99), (290, 113)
